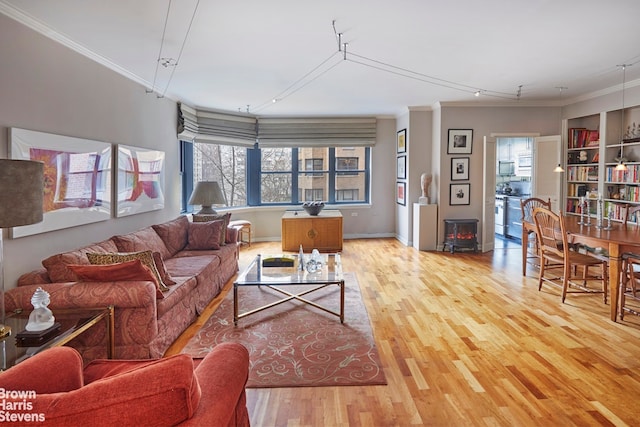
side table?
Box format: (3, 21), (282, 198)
(0, 305), (114, 371)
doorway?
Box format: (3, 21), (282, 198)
(494, 137), (533, 249)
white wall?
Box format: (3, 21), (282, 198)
(0, 14), (180, 289)
(436, 105), (562, 244)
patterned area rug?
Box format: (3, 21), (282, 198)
(181, 272), (387, 388)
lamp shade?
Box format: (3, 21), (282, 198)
(188, 181), (226, 214)
(0, 159), (44, 228)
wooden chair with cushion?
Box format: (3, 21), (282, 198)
(520, 197), (551, 275)
(532, 207), (608, 303)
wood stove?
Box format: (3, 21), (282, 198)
(442, 219), (478, 253)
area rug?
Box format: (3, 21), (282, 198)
(181, 272), (387, 388)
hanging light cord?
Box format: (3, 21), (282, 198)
(158, 0), (201, 98)
(147, 0), (173, 94)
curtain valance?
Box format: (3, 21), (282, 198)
(178, 104), (377, 147)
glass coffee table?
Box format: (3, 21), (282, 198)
(0, 306), (114, 371)
(233, 254), (344, 325)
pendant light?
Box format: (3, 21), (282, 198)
(554, 164), (565, 173)
(615, 64), (629, 172)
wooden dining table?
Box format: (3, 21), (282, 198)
(522, 214), (640, 321)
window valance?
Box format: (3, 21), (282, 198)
(178, 104), (257, 147)
(256, 117), (377, 147)
(178, 104), (376, 147)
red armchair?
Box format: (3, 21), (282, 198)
(0, 343), (250, 426)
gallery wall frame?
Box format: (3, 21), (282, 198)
(9, 127), (112, 238)
(451, 157), (469, 181)
(396, 182), (406, 206)
(397, 129), (407, 153)
(450, 183), (470, 205)
(447, 129), (473, 154)
(396, 155), (406, 180)
(116, 144), (166, 217)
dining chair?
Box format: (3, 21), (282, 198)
(520, 197), (551, 273)
(621, 204), (640, 226)
(620, 254), (640, 320)
(532, 207), (608, 303)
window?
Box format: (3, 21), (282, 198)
(336, 157), (358, 175)
(336, 189), (358, 201)
(304, 188), (324, 201)
(192, 143), (247, 207)
(302, 158), (323, 176)
(183, 143), (369, 209)
(261, 147), (292, 204)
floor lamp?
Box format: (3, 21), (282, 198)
(0, 159), (44, 338)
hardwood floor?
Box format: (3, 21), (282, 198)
(166, 238), (640, 426)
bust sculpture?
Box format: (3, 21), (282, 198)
(419, 173), (432, 205)
(25, 287), (55, 331)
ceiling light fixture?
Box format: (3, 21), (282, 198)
(474, 90), (480, 97)
(554, 164), (565, 173)
(615, 64), (630, 172)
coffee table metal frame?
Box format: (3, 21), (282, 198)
(233, 254), (344, 325)
(1, 305), (115, 370)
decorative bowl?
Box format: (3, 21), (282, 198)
(302, 201), (325, 216)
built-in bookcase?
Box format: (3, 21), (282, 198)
(564, 106), (640, 222)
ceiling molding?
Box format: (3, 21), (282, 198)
(0, 1), (160, 97)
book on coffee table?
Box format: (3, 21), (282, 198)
(262, 255), (295, 267)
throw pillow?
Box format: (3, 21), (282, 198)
(152, 216), (190, 256)
(152, 251), (176, 286)
(86, 250), (170, 293)
(68, 259), (165, 299)
(192, 212), (231, 246)
(185, 221), (223, 250)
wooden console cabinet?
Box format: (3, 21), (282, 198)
(281, 210), (343, 252)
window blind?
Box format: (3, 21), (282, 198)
(178, 104), (257, 147)
(257, 117), (377, 147)
(178, 105), (377, 147)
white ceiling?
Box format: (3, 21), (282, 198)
(3, 0), (640, 117)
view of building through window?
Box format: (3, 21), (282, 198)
(192, 143), (368, 206)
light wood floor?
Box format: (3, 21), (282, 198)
(166, 238), (640, 426)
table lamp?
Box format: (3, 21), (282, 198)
(188, 181), (226, 215)
(0, 159), (44, 338)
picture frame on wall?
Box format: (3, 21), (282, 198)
(396, 182), (406, 206)
(450, 183), (470, 205)
(116, 144), (166, 217)
(397, 129), (407, 153)
(451, 157), (469, 181)
(9, 127), (112, 238)
(396, 155), (406, 180)
(447, 129), (473, 154)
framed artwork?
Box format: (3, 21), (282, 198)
(116, 144), (165, 217)
(396, 182), (406, 206)
(9, 127), (112, 238)
(450, 183), (470, 205)
(396, 155), (406, 180)
(397, 129), (407, 153)
(451, 157), (469, 181)
(447, 129), (473, 154)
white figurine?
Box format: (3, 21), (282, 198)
(419, 173), (432, 205)
(25, 287), (55, 331)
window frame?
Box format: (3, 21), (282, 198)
(182, 142), (370, 210)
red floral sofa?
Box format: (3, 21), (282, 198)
(0, 343), (250, 426)
(4, 215), (238, 361)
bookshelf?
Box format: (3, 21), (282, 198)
(564, 106), (640, 222)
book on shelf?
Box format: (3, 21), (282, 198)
(568, 128), (599, 148)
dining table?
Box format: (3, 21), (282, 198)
(522, 213), (640, 321)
